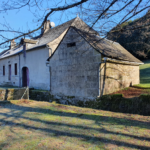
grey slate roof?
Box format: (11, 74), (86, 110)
(0, 17), (142, 64)
(0, 17), (99, 59)
(34, 17), (99, 47)
(0, 46), (23, 59)
(73, 27), (143, 64)
(34, 18), (77, 46)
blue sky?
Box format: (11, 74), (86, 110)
(0, 0), (148, 52)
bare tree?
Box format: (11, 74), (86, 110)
(0, 0), (150, 49)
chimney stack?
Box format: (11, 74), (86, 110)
(41, 20), (55, 34)
(10, 39), (16, 49)
(43, 20), (51, 33)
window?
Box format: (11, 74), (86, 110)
(67, 42), (76, 47)
(8, 65), (11, 80)
(14, 63), (17, 75)
(3, 66), (5, 76)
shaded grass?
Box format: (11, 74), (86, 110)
(0, 100), (150, 150)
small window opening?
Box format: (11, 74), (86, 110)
(8, 65), (11, 80)
(15, 63), (17, 75)
(3, 66), (5, 76)
(67, 42), (76, 47)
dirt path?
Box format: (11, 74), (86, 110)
(110, 87), (150, 98)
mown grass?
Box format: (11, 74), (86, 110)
(133, 84), (150, 89)
(0, 100), (150, 150)
(133, 60), (150, 88)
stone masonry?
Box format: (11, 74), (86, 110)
(100, 61), (139, 95)
(49, 27), (101, 99)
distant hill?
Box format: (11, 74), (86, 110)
(107, 11), (150, 60)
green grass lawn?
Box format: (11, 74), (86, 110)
(0, 100), (150, 150)
(134, 60), (150, 88)
(140, 61), (150, 84)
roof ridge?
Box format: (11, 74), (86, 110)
(70, 17), (99, 36)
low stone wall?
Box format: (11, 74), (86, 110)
(0, 88), (28, 101)
(29, 90), (150, 116)
(0, 90), (7, 100)
(29, 90), (93, 106)
(96, 94), (150, 116)
(29, 90), (53, 101)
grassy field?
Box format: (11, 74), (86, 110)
(132, 60), (150, 88)
(0, 100), (150, 150)
(139, 60), (150, 84)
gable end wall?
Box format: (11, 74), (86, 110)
(49, 28), (101, 98)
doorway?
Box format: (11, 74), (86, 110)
(22, 67), (29, 87)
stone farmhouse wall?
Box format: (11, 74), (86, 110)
(49, 27), (101, 99)
(19, 47), (50, 90)
(0, 55), (19, 87)
(100, 62), (139, 95)
(0, 47), (50, 90)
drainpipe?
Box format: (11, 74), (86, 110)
(99, 57), (108, 97)
(18, 54), (21, 87)
(98, 63), (101, 97)
(46, 44), (52, 56)
(46, 45), (52, 91)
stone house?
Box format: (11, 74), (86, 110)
(0, 17), (143, 99)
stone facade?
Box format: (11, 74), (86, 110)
(100, 61), (139, 95)
(49, 28), (101, 99)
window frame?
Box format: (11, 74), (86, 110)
(8, 64), (11, 80)
(14, 63), (17, 75)
(3, 65), (5, 76)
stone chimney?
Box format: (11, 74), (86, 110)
(10, 39), (16, 49)
(43, 20), (51, 33)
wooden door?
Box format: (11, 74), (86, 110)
(22, 67), (29, 87)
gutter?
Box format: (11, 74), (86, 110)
(103, 57), (144, 65)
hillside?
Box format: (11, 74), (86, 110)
(107, 11), (150, 60)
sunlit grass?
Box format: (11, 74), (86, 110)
(0, 100), (150, 149)
(133, 60), (150, 88)
(133, 84), (150, 89)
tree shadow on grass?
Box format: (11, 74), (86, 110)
(0, 102), (150, 149)
(2, 102), (150, 129)
(0, 112), (150, 142)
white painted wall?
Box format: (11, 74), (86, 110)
(20, 47), (50, 90)
(0, 55), (19, 86)
(0, 47), (50, 90)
